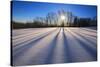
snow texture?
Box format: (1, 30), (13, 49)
(12, 27), (97, 66)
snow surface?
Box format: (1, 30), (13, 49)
(12, 27), (97, 66)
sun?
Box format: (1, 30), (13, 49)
(61, 15), (65, 20)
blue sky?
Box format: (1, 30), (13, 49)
(12, 1), (97, 22)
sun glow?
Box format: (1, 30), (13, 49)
(61, 15), (65, 20)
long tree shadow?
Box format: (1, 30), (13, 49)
(13, 29), (36, 36)
(62, 28), (74, 63)
(13, 28), (57, 48)
(77, 30), (97, 38)
(70, 29), (97, 47)
(75, 37), (97, 61)
(65, 29), (97, 61)
(23, 29), (61, 65)
(73, 28), (97, 38)
(13, 31), (40, 40)
(83, 27), (97, 30)
(13, 28), (58, 62)
(44, 28), (61, 64)
(80, 28), (97, 33)
(13, 28), (47, 40)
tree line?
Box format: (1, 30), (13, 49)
(12, 11), (97, 29)
(12, 17), (97, 29)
